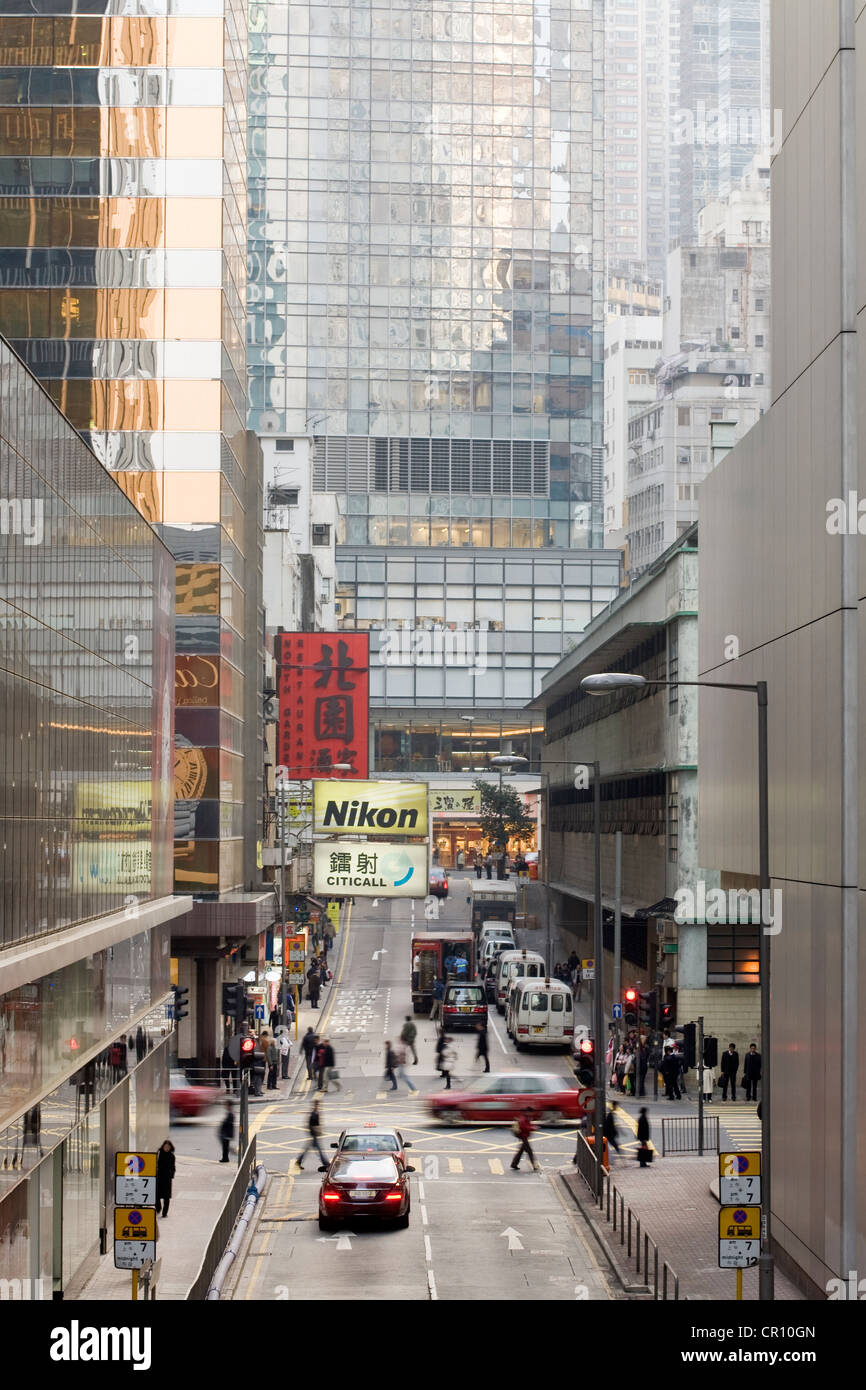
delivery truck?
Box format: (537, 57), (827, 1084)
(469, 879), (517, 934)
(411, 931), (476, 1013)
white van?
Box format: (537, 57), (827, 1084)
(479, 934), (516, 969)
(493, 949), (546, 1014)
(506, 977), (575, 1051)
(478, 922), (516, 957)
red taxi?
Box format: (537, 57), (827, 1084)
(427, 1071), (588, 1125)
(318, 1154), (413, 1230)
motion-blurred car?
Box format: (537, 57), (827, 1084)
(330, 1124), (412, 1170)
(318, 1154), (413, 1230)
(427, 1071), (587, 1125)
(169, 1070), (220, 1119)
(429, 866), (449, 898)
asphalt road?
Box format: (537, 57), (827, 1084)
(224, 883), (614, 1302)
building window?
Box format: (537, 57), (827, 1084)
(269, 486), (299, 507)
(755, 335), (764, 347)
(730, 328), (740, 340)
(276, 439), (295, 452)
(312, 524), (331, 547)
(677, 407), (690, 426)
(668, 623), (678, 706)
(707, 924), (761, 985)
(667, 772), (678, 861)
(732, 289), (739, 302)
(755, 298), (764, 311)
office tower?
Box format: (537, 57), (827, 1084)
(249, 0), (622, 771)
(0, 337), (186, 1295)
(0, 0), (270, 1063)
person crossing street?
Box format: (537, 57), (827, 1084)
(510, 1108), (539, 1172)
(296, 1100), (327, 1170)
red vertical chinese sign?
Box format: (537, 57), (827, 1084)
(275, 633), (369, 778)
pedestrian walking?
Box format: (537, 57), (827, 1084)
(613, 1046), (626, 1093)
(661, 1045), (681, 1100)
(314, 1039), (328, 1090)
(394, 1043), (418, 1094)
(250, 1039), (266, 1096)
(743, 1043), (761, 1102)
(265, 1032), (279, 1090)
(510, 1109), (539, 1172)
(307, 962), (321, 1009)
(474, 858), (483, 879)
(603, 1101), (622, 1161)
(219, 1101), (234, 1163)
(636, 1107), (652, 1167)
(400, 1015), (419, 1064)
(475, 1021), (490, 1073)
(719, 1042), (740, 1101)
(384, 1041), (399, 1091)
(301, 1027), (317, 1079)
(437, 1034), (456, 1089)
(674, 1041), (688, 1095)
(156, 1139), (175, 1216)
(456, 848), (465, 871)
(319, 1038), (339, 1092)
(485, 854), (493, 880)
(221, 1043), (238, 1093)
(296, 1101), (327, 1170)
(623, 1049), (636, 1096)
(430, 975), (445, 1024)
(279, 1030), (291, 1080)
(701, 1061), (715, 1102)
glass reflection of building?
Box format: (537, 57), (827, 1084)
(249, 1), (622, 763)
(0, 337), (185, 1297)
(0, 0), (263, 904)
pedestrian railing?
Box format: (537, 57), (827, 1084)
(187, 1136), (257, 1302)
(660, 1114), (720, 1155)
(572, 1133), (681, 1300)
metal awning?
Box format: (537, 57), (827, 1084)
(547, 880), (652, 919)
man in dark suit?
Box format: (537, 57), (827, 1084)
(720, 1042), (740, 1101)
(742, 1043), (761, 1102)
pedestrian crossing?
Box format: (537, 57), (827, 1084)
(704, 1104), (762, 1151)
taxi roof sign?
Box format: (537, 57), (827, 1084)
(115, 1151), (157, 1178)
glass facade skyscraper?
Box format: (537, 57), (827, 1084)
(0, 0), (263, 900)
(249, 0), (606, 550)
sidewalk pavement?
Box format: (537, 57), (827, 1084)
(74, 1154), (239, 1301)
(562, 1098), (805, 1301)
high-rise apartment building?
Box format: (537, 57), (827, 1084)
(603, 0), (671, 281)
(0, 0), (271, 1066)
(249, 0), (622, 770)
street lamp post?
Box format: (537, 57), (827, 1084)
(581, 670), (773, 1299)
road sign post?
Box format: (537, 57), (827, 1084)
(718, 1204), (760, 1270)
(114, 1151), (157, 1207)
(719, 1151), (762, 1205)
(114, 1206), (157, 1272)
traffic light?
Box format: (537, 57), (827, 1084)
(623, 987), (638, 1027)
(681, 1021), (697, 1068)
(703, 1035), (718, 1068)
(172, 984), (190, 1021)
(661, 1002), (673, 1026)
(222, 981), (244, 1020)
(639, 990), (657, 1030)
(575, 1035), (595, 1085)
(239, 1036), (256, 1068)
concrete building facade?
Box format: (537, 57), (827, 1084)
(603, 312), (663, 541)
(697, 0), (865, 1295)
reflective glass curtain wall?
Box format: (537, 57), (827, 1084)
(0, 0), (252, 896)
(249, 0), (606, 548)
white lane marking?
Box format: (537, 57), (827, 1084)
(487, 1012), (510, 1056)
(424, 1234), (432, 1262)
(420, 1204), (428, 1226)
(427, 1269), (438, 1300)
(418, 1181), (425, 1199)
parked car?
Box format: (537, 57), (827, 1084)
(169, 1070), (219, 1119)
(330, 1124), (412, 1170)
(427, 1072), (588, 1125)
(442, 981), (488, 1032)
(429, 866), (449, 898)
(318, 1154), (413, 1230)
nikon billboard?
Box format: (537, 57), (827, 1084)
(313, 780), (428, 837)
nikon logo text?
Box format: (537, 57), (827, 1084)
(49, 1321), (151, 1371)
(322, 799), (419, 830)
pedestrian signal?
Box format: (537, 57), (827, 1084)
(575, 1036), (595, 1085)
(240, 1036), (256, 1068)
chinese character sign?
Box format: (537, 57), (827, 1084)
(276, 633), (369, 778)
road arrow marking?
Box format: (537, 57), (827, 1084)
(317, 1233), (353, 1250)
(372, 949), (388, 960)
(500, 1227), (524, 1252)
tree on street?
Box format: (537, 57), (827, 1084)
(474, 779), (536, 878)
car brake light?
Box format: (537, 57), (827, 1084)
(472, 1006), (484, 1013)
(517, 1026), (528, 1034)
(322, 1190), (341, 1202)
(563, 1027), (573, 1035)
(384, 1191), (403, 1201)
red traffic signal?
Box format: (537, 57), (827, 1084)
(624, 988), (638, 1003)
(578, 1037), (594, 1055)
(240, 1036), (256, 1067)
